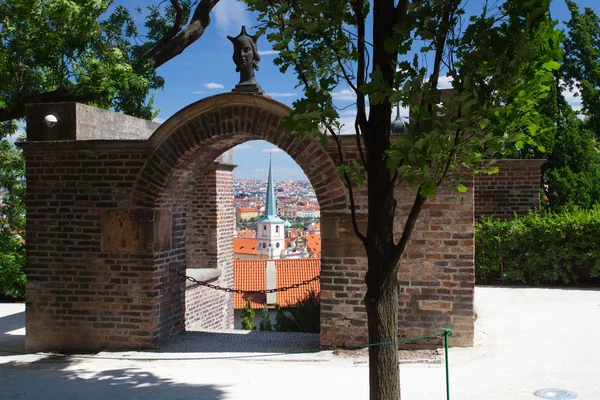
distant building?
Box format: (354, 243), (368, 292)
(236, 207), (259, 220)
(256, 154), (285, 259)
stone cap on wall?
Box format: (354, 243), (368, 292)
(25, 102), (161, 141)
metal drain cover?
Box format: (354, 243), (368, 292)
(534, 389), (578, 399)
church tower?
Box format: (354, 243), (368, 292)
(257, 154), (285, 259)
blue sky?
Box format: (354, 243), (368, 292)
(134, 0), (598, 180)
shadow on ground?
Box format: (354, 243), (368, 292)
(157, 329), (321, 354)
(0, 310), (25, 355)
(0, 356), (227, 400)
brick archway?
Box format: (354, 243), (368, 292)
(129, 93), (349, 343)
(20, 94), (480, 352)
(130, 93), (347, 210)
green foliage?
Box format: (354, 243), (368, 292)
(0, 0), (182, 121)
(0, 122), (26, 299)
(246, 0), (560, 198)
(259, 307), (272, 331)
(240, 297), (256, 330)
(273, 291), (320, 333)
(543, 104), (600, 210)
(475, 207), (600, 285)
(289, 290), (320, 333)
(273, 304), (297, 332)
(563, 0), (600, 139)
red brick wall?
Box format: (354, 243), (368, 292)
(474, 159), (545, 221)
(320, 184), (474, 348)
(22, 147), (158, 351)
(185, 164), (234, 329)
(22, 95), (478, 351)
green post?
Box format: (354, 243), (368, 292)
(441, 328), (453, 400)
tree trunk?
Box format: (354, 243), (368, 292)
(365, 269), (400, 400)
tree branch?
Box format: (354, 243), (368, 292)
(327, 124), (366, 244)
(389, 190), (427, 275)
(143, 0), (220, 69)
(351, 0), (369, 170)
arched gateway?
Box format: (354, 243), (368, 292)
(21, 92), (476, 351)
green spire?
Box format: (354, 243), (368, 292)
(259, 153), (284, 223)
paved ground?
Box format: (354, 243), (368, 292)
(1, 287), (599, 399)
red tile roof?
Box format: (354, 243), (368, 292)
(234, 259), (320, 309)
(307, 234), (321, 258)
(233, 238), (258, 255)
(234, 261), (266, 309)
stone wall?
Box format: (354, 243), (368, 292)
(474, 159), (545, 221)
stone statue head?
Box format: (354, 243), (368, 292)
(228, 26), (261, 86)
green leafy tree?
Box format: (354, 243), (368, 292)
(289, 290), (320, 334)
(0, 122), (26, 299)
(543, 98), (600, 209)
(0, 0), (223, 298)
(535, 2), (600, 210)
(0, 0), (223, 123)
(259, 307), (272, 331)
(563, 0), (600, 139)
(273, 303), (297, 332)
(244, 0), (559, 398)
(240, 297), (256, 330)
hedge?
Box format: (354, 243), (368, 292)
(475, 206), (600, 286)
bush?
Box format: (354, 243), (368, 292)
(259, 307), (272, 331)
(0, 235), (26, 299)
(475, 206), (600, 285)
(274, 290), (320, 333)
(240, 297), (256, 330)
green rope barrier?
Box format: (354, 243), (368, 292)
(0, 325), (455, 394)
(341, 332), (445, 350)
(441, 328), (453, 400)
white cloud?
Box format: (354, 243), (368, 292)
(267, 92), (296, 98)
(152, 117), (165, 124)
(191, 90), (208, 94)
(204, 83), (224, 89)
(212, 0), (252, 37)
(260, 50), (279, 56)
(262, 147), (283, 153)
(438, 75), (454, 89)
(563, 85), (583, 111)
(234, 144), (253, 150)
(332, 89), (356, 101)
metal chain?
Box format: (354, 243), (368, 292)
(170, 267), (320, 294)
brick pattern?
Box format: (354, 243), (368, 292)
(22, 95), (506, 352)
(185, 165), (235, 329)
(22, 149), (157, 351)
(319, 183), (475, 349)
(396, 184), (475, 347)
(474, 159), (545, 221)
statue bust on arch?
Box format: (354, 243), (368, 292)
(228, 26), (264, 93)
